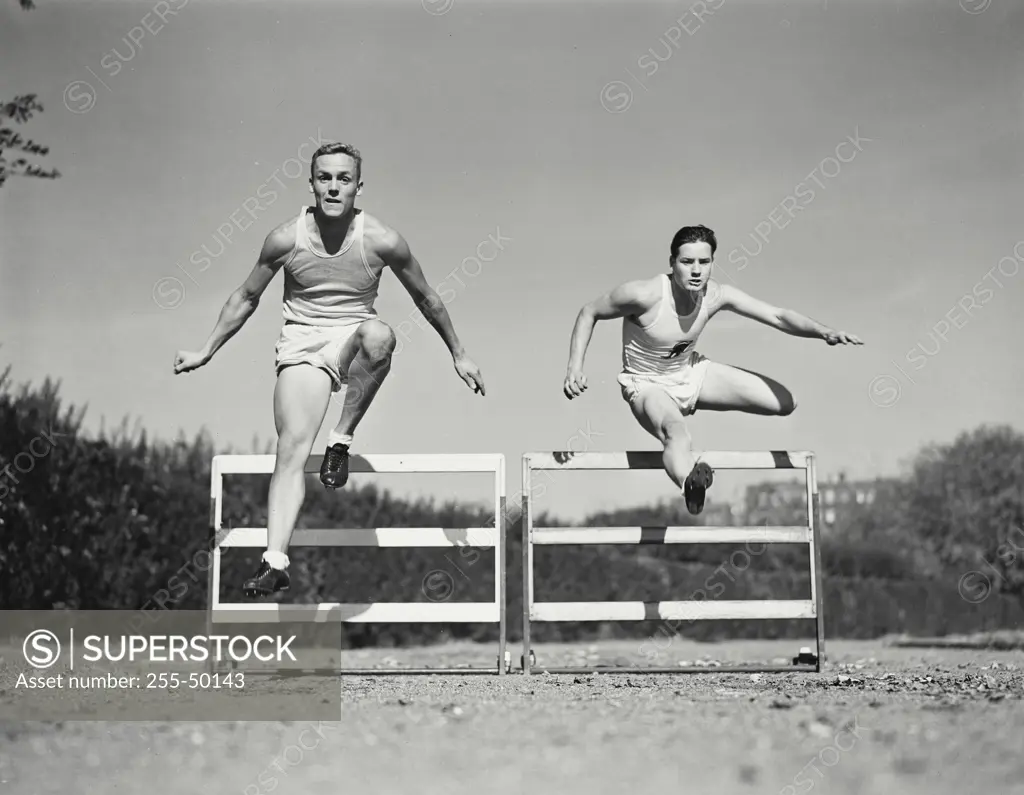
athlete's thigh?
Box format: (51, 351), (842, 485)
(273, 364), (333, 442)
(696, 362), (795, 415)
(629, 386), (690, 444)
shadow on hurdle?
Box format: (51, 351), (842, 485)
(519, 449), (825, 676)
(205, 452), (511, 677)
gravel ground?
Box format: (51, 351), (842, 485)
(3, 638), (1024, 795)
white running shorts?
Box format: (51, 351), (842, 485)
(274, 321), (362, 393)
(617, 350), (711, 416)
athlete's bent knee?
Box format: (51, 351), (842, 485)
(358, 320), (397, 364)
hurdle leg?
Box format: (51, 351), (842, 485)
(521, 456), (533, 675)
(206, 468), (219, 677)
(205, 520), (215, 677)
(808, 456), (826, 671)
(497, 462), (508, 676)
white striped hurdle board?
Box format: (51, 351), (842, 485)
(206, 452), (508, 675)
(520, 450), (825, 675)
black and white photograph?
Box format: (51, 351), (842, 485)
(2, 0), (1024, 791)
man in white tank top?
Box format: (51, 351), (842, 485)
(173, 142), (487, 597)
(563, 225), (861, 515)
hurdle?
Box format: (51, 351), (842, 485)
(520, 450), (824, 675)
(206, 452), (508, 675)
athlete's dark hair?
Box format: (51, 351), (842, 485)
(310, 142), (362, 180)
(670, 225), (717, 258)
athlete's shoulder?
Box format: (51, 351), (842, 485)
(359, 212), (409, 263)
(259, 214), (300, 264)
(705, 277), (731, 310)
(615, 274), (664, 307)
(709, 279), (759, 310)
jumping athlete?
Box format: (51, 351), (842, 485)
(173, 142), (486, 597)
(563, 224), (861, 514)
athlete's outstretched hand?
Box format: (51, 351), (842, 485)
(564, 367), (588, 399)
(174, 350), (210, 374)
(822, 330), (863, 346)
(454, 354), (486, 395)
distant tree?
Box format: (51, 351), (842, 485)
(1, 1), (60, 187)
(829, 485), (944, 577)
(583, 498), (702, 529)
(900, 424), (1024, 596)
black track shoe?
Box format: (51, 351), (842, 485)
(683, 461), (715, 515)
(320, 443), (349, 489)
(242, 561), (290, 598)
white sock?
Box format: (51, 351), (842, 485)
(263, 550), (290, 570)
(328, 430), (353, 448)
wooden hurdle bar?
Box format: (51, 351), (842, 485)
(520, 450), (824, 675)
(206, 452), (508, 675)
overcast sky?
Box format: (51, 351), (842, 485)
(2, 0), (1022, 519)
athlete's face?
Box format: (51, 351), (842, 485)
(670, 242), (714, 292)
(310, 154), (362, 217)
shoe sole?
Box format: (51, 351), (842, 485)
(242, 584), (290, 599)
(684, 462), (714, 515)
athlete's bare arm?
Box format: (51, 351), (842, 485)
(372, 223), (486, 395)
(173, 220), (295, 374)
(564, 278), (662, 399)
(717, 283), (863, 346)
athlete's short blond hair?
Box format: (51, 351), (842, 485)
(310, 142), (362, 181)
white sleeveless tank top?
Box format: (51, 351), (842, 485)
(621, 274), (712, 375)
(281, 207), (384, 327)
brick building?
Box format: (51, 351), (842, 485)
(742, 472), (900, 531)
